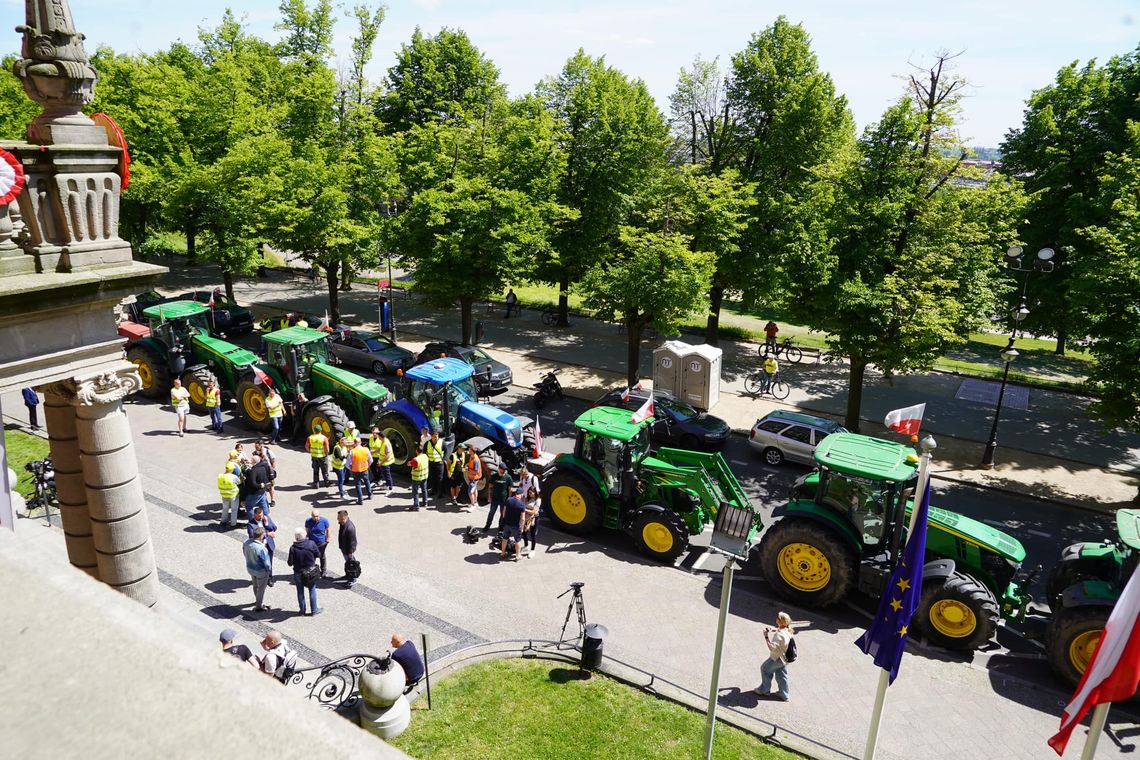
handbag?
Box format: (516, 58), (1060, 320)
(301, 565), (321, 585)
(344, 558), (362, 580)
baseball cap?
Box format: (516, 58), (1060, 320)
(219, 628), (238, 643)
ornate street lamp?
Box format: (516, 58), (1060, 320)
(981, 247), (1054, 468)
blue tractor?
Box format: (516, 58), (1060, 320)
(374, 358), (535, 493)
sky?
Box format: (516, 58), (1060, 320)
(2, 0), (1137, 146)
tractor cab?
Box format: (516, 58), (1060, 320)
(404, 359), (480, 437)
(262, 326), (330, 388)
(142, 300), (212, 373)
(572, 407), (653, 500)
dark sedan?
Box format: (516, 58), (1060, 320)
(413, 341), (513, 395)
(593, 387), (731, 451)
(174, 290), (255, 336)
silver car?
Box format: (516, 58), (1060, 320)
(749, 410), (847, 466)
(327, 330), (414, 375)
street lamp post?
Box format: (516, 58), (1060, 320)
(381, 200), (399, 343)
(980, 246), (1054, 468)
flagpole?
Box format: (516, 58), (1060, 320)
(863, 670), (890, 760)
(1079, 704), (1111, 760)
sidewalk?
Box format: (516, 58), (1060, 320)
(148, 264), (1140, 511)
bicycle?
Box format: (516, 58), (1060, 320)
(745, 370), (790, 400)
(759, 336), (803, 364)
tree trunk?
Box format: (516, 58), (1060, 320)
(845, 358), (866, 432)
(557, 273), (570, 327)
(626, 310), (642, 388)
(326, 266), (341, 325)
(185, 222), (197, 265)
(339, 258), (353, 291)
(460, 296), (473, 346)
(222, 270), (235, 303)
(705, 284), (724, 346)
(1055, 326), (1067, 356)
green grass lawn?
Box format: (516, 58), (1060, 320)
(4, 427), (49, 500)
(389, 659), (799, 760)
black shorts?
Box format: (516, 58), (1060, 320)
(503, 525), (522, 541)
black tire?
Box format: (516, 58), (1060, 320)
(784, 345), (803, 364)
(127, 345), (169, 399)
(236, 379), (273, 432)
(632, 506), (690, 562)
(303, 400), (351, 442)
(534, 391), (547, 409)
(744, 373), (763, 395)
(762, 447), (784, 467)
(542, 468), (605, 535)
(1047, 606), (1110, 688)
(1045, 548), (1105, 609)
(758, 344), (772, 358)
(181, 367), (218, 414)
(915, 572), (1000, 651)
(759, 519), (856, 606)
(371, 360), (386, 376)
(542, 309), (556, 326)
(771, 379), (790, 400)
(376, 413), (418, 467)
(556, 388), (564, 400)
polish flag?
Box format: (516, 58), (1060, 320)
(630, 396), (654, 424)
(250, 365), (274, 387)
(621, 382), (643, 403)
(884, 403), (926, 436)
(1049, 569), (1140, 755)
(532, 417), (542, 458)
(208, 290), (216, 309)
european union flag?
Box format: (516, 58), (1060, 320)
(855, 479), (931, 684)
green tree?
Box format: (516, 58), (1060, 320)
(537, 50), (669, 326)
(0, 55), (39, 140)
(581, 226), (715, 386)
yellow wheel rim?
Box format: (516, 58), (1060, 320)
(928, 599), (977, 638)
(776, 542), (831, 592)
(310, 416), (333, 438)
(243, 387), (268, 422)
(1069, 630), (1102, 675)
(641, 520), (674, 555)
(134, 360), (153, 390)
(187, 380), (206, 406)
(550, 485), (587, 526)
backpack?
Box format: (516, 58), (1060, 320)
(784, 636), (798, 664)
(274, 645), (299, 683)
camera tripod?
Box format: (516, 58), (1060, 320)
(557, 582), (587, 643)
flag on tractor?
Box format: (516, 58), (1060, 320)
(621, 382), (643, 403)
(855, 479), (931, 684)
(250, 365), (274, 387)
(884, 403), (926, 436)
(208, 291), (215, 309)
(532, 417), (542, 458)
(630, 396), (654, 424)
(1048, 566), (1140, 755)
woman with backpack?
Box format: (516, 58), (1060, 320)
(756, 611), (794, 701)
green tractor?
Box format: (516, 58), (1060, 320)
(1044, 509), (1140, 687)
(759, 433), (1033, 651)
(539, 406), (761, 562)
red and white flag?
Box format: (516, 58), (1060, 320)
(250, 365), (274, 387)
(630, 396), (654, 424)
(1049, 569), (1140, 755)
(208, 291), (216, 309)
(621, 382), (643, 403)
(884, 403), (926, 436)
(532, 417), (542, 458)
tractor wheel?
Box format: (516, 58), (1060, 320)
(1045, 550), (1103, 609)
(236, 380), (273, 432)
(916, 572), (999, 651)
(376, 413), (418, 467)
(303, 400), (351, 442)
(759, 519), (856, 607)
(543, 469), (604, 535)
(1047, 606), (1110, 688)
(181, 368), (218, 414)
(632, 506), (690, 562)
(127, 345), (169, 399)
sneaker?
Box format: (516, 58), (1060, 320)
(753, 687), (768, 696)
(386, 489), (393, 496)
(312, 608), (324, 616)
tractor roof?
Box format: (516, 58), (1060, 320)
(814, 432), (918, 483)
(405, 357), (474, 384)
(142, 300), (210, 320)
(1118, 509), (1140, 551)
(573, 406), (651, 442)
(262, 326), (329, 346)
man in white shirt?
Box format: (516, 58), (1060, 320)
(170, 378), (191, 437)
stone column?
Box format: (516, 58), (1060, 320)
(42, 387), (98, 578)
(44, 364), (159, 607)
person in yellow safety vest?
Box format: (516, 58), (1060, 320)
(205, 379), (224, 433)
(429, 403), (443, 433)
(369, 427), (395, 496)
(425, 430), (445, 499)
(306, 425), (330, 489)
(217, 461), (242, 528)
(330, 438), (349, 499)
(446, 447), (466, 507)
(349, 440), (373, 506)
(409, 444), (430, 511)
(344, 420), (360, 449)
(170, 377), (190, 437)
(463, 443), (483, 513)
(265, 387), (285, 444)
(762, 355), (779, 394)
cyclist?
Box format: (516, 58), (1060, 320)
(764, 321), (779, 352)
(762, 355), (779, 393)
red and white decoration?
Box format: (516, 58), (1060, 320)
(630, 396), (654, 424)
(884, 403), (926, 436)
(91, 113), (131, 189)
(1049, 568), (1140, 755)
(620, 382), (643, 403)
(532, 417), (542, 458)
(250, 365), (274, 387)
(0, 148), (26, 206)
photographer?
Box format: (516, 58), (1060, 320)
(755, 612), (794, 701)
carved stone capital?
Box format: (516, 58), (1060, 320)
(39, 363), (141, 406)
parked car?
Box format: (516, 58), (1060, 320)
(174, 290), (255, 336)
(593, 387), (731, 451)
(122, 290), (169, 324)
(748, 410), (847, 466)
(412, 341), (513, 395)
(328, 329), (414, 375)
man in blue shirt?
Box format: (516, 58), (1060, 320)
(243, 526), (273, 612)
(21, 387), (39, 431)
(390, 633), (425, 693)
(247, 506), (277, 587)
(499, 494), (527, 561)
(305, 509), (331, 578)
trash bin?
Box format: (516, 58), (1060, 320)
(581, 623), (608, 670)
